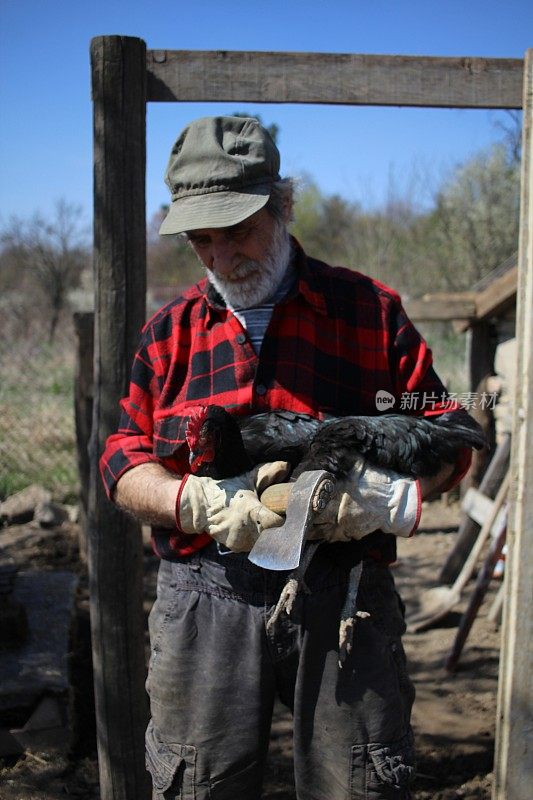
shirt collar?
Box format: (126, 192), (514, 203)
(289, 237), (328, 315)
(203, 236), (328, 317)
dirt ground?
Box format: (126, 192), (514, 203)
(0, 499), (501, 799)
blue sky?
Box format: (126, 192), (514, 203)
(0, 0), (531, 229)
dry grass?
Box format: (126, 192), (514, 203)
(0, 312), (78, 501)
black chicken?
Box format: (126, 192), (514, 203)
(186, 406), (486, 481)
(185, 405), (485, 663)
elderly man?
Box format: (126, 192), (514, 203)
(100, 116), (469, 800)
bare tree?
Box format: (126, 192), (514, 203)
(424, 143), (520, 290)
(0, 200), (89, 341)
(492, 110), (522, 165)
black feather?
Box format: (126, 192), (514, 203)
(190, 406), (486, 481)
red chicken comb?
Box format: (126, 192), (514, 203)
(186, 406), (209, 447)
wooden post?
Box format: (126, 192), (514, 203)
(89, 36), (150, 799)
(466, 321), (497, 395)
(493, 48), (533, 800)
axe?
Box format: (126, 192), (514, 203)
(249, 470), (366, 665)
(248, 470), (335, 570)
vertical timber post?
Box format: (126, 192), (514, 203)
(466, 321), (496, 394)
(493, 48), (533, 800)
(89, 36), (150, 799)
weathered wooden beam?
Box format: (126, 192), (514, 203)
(445, 503), (508, 673)
(89, 35), (150, 800)
(461, 486), (495, 527)
(405, 263), (519, 326)
(494, 49), (533, 800)
(146, 50), (523, 108)
(405, 292), (477, 322)
(476, 264), (518, 320)
(439, 433), (510, 584)
(467, 321), (498, 393)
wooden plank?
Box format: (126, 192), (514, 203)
(89, 35), (150, 800)
(405, 293), (476, 321)
(445, 505), (507, 672)
(146, 50), (523, 109)
(450, 264), (517, 332)
(461, 487), (494, 526)
(494, 49), (533, 800)
(461, 488), (507, 536)
(476, 264), (518, 320)
(439, 433), (510, 584)
(407, 265), (518, 325)
(466, 321), (497, 394)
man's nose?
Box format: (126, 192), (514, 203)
(211, 238), (237, 276)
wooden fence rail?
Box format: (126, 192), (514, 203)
(146, 50), (523, 108)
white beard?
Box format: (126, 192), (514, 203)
(206, 222), (291, 309)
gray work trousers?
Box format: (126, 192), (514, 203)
(145, 542), (416, 799)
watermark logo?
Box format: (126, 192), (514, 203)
(398, 391), (498, 412)
(373, 390), (499, 412)
(375, 390), (396, 410)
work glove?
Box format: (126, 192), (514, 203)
(308, 456), (421, 542)
(176, 461), (290, 552)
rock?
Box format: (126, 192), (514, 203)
(0, 570), (79, 711)
(0, 557), (19, 595)
(0, 728), (24, 757)
(0, 555), (29, 645)
(0, 597), (29, 646)
(0, 485), (52, 526)
(10, 695), (72, 753)
(64, 504), (80, 523)
(34, 501), (70, 529)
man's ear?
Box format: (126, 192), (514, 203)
(282, 195), (294, 224)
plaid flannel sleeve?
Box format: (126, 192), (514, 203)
(390, 299), (472, 490)
(99, 331), (162, 500)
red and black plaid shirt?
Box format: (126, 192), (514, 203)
(100, 239), (470, 560)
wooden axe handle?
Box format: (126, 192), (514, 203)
(260, 482), (292, 514)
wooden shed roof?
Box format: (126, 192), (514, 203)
(405, 253), (517, 327)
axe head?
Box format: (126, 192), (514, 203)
(248, 470), (335, 570)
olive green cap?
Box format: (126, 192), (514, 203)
(159, 116), (281, 235)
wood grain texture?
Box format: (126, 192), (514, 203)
(494, 49), (533, 800)
(476, 265), (518, 320)
(260, 482), (292, 515)
(89, 35), (150, 800)
(146, 50), (523, 108)
(466, 321), (497, 399)
(405, 293), (477, 321)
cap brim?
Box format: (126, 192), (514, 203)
(159, 187), (271, 235)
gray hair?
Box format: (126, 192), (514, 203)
(265, 178), (295, 222)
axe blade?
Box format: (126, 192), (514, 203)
(248, 470), (335, 571)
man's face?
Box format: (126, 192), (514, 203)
(187, 207), (291, 308)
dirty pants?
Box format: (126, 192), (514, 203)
(145, 542), (416, 799)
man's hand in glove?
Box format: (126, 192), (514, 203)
(177, 461), (290, 552)
(308, 456), (421, 542)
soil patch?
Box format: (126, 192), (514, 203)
(0, 501), (500, 798)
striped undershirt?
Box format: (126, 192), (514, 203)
(230, 262), (297, 354)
